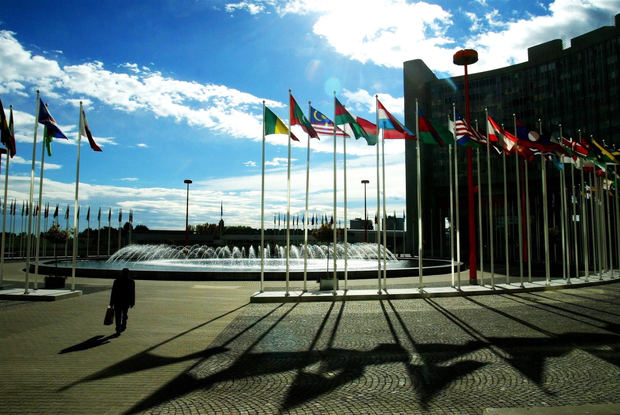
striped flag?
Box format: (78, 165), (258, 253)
(310, 106), (346, 137)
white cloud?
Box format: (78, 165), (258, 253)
(137, 143), (148, 148)
(244, 160), (256, 167)
(265, 157), (293, 167)
(342, 89), (404, 116)
(226, 1), (265, 14)
(121, 177), (139, 182)
(0, 30), (284, 143)
(229, 0), (619, 76)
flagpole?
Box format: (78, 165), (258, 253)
(453, 106), (461, 288)
(579, 131), (589, 280)
(375, 96), (381, 293)
(477, 148), (485, 285)
(24, 91), (41, 294)
(558, 125), (568, 281)
(570, 139), (579, 279)
(415, 99), (423, 290)
(260, 101), (266, 292)
(107, 209), (111, 257)
(34, 106), (53, 290)
(286, 90), (292, 296)
(332, 93), (338, 295)
(513, 115), (523, 287)
(614, 165), (619, 277)
(540, 119), (551, 285)
(475, 119), (484, 286)
(449, 139), (455, 288)
(500, 123), (509, 285)
(0, 107), (12, 285)
(343, 105), (349, 290)
(97, 208), (101, 258)
(303, 102), (311, 292)
(70, 103), (84, 291)
(381, 111), (388, 290)
(605, 172), (612, 276)
(525, 156), (532, 283)
(590, 169), (598, 276)
(485, 108), (494, 288)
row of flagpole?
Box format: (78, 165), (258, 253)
(0, 91), (104, 293)
(259, 92), (415, 294)
(446, 107), (619, 290)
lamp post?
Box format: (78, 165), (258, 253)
(361, 179), (369, 242)
(453, 49), (479, 285)
(184, 179), (192, 247)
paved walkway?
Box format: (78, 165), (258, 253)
(0, 262), (618, 414)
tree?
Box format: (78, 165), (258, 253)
(42, 223), (69, 266)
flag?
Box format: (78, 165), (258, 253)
(65, 205), (70, 220)
(487, 115), (517, 154)
(289, 94), (318, 139)
(118, 209), (122, 223)
(38, 99), (67, 139)
(418, 108), (452, 146)
(516, 120), (542, 142)
(53, 204), (59, 218)
(264, 106), (299, 141)
(129, 209), (133, 223)
(86, 206), (91, 222)
(77, 206), (80, 219)
(354, 116), (379, 145)
(98, 207), (101, 222)
(44, 203), (49, 218)
(0, 97), (16, 157)
(80, 108), (102, 151)
(310, 106), (346, 137)
(377, 99), (415, 139)
(334, 98), (375, 144)
(586, 136), (618, 164)
(108, 208), (111, 223)
(449, 113), (484, 147)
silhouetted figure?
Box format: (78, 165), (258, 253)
(109, 268), (135, 335)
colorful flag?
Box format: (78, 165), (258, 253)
(80, 108), (102, 152)
(0, 97), (16, 157)
(38, 99), (67, 140)
(449, 113), (484, 147)
(377, 99), (415, 140)
(289, 94), (318, 139)
(264, 106), (299, 141)
(587, 136), (618, 164)
(487, 115), (517, 154)
(334, 98), (374, 144)
(310, 106), (346, 137)
(418, 108), (452, 146)
(353, 116), (379, 145)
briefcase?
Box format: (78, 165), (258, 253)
(104, 306), (114, 325)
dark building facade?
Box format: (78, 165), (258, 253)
(403, 14), (620, 273)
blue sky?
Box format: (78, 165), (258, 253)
(0, 0), (618, 230)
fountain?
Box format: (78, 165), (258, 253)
(38, 243), (454, 281)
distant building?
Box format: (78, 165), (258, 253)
(350, 218), (373, 230)
(403, 14), (620, 267)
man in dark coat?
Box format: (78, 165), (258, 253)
(109, 268), (135, 335)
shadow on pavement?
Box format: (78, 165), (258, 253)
(59, 334), (119, 354)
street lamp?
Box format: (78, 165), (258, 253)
(453, 49), (478, 285)
(361, 179), (369, 242)
(184, 179), (192, 247)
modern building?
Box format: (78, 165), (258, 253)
(403, 14), (620, 273)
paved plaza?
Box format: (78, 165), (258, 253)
(0, 262), (619, 414)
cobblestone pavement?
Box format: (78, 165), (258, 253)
(131, 285), (619, 415)
(0, 262), (618, 415)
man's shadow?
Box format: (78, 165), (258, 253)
(59, 334), (119, 354)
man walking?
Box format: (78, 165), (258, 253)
(109, 268), (135, 335)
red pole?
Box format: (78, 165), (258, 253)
(464, 64), (478, 284)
